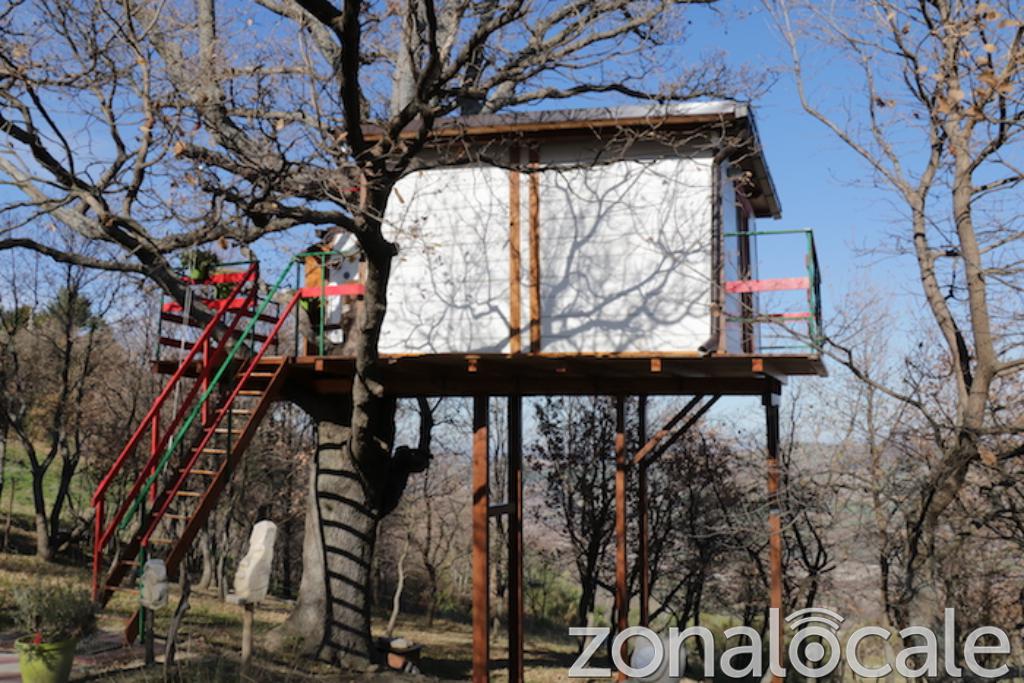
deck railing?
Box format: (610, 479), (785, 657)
(723, 228), (823, 353)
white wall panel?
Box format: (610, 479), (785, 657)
(380, 166), (513, 353)
(535, 156), (713, 353)
(380, 153), (716, 355)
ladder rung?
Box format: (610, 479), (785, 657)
(148, 537), (174, 545)
(174, 491), (202, 497)
(184, 469), (218, 476)
(249, 372), (276, 378)
(165, 513), (189, 521)
(238, 390), (263, 396)
(214, 428), (243, 434)
(202, 448), (227, 455)
(232, 408), (254, 414)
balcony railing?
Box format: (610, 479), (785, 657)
(722, 228), (822, 354)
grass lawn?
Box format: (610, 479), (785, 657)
(1, 440), (96, 556)
(0, 447), (584, 679)
(0, 552), (580, 681)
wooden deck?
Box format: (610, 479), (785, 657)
(156, 352), (824, 398)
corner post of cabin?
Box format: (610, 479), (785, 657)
(527, 145), (542, 353)
(763, 389), (784, 682)
(637, 396), (650, 628)
(472, 395), (491, 683)
(507, 394), (525, 682)
(613, 396), (628, 678)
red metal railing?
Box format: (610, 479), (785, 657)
(92, 254), (366, 601)
(134, 290), (302, 551)
(90, 263), (259, 598)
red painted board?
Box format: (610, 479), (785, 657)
(298, 284), (365, 298)
(725, 277), (809, 294)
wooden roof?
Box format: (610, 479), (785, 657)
(364, 102), (782, 218)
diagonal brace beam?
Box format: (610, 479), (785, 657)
(636, 395), (721, 468)
(632, 395), (704, 465)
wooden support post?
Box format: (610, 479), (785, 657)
(472, 396), (490, 683)
(764, 392), (784, 683)
(527, 147), (542, 353)
(143, 607), (155, 667)
(638, 397), (650, 628)
(507, 395), (524, 682)
(614, 397), (628, 679)
(241, 602), (254, 675)
(509, 147), (522, 354)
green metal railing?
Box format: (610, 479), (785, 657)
(123, 250), (362, 529)
(722, 228), (823, 353)
(121, 262), (298, 530)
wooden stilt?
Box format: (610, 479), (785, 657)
(765, 392), (784, 683)
(472, 396), (490, 683)
(143, 607), (154, 667)
(638, 397), (649, 628)
(507, 395), (524, 682)
(614, 397), (628, 679)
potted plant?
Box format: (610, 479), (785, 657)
(11, 581), (97, 683)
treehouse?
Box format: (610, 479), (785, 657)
(378, 102), (817, 360)
(91, 102), (824, 682)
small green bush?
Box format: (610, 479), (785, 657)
(11, 581), (97, 643)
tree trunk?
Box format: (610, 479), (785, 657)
(386, 537), (409, 639)
(31, 467), (51, 561)
(266, 418), (379, 668)
(0, 424), (6, 507)
(197, 529), (215, 590)
(47, 450), (77, 551)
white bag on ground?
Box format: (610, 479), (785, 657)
(140, 559), (168, 610)
(233, 520), (277, 603)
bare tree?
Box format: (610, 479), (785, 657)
(530, 396), (620, 641)
(776, 0), (1024, 626)
(0, 258), (126, 558)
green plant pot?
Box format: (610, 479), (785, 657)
(14, 637), (78, 683)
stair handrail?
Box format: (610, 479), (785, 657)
(91, 262), (258, 507)
(92, 264), (260, 599)
(96, 282), (261, 552)
(119, 260), (300, 532)
(136, 280), (304, 551)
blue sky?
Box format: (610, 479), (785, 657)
(680, 5), (922, 324)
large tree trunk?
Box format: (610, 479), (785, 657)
(266, 418), (376, 664)
(267, 391), (429, 670)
